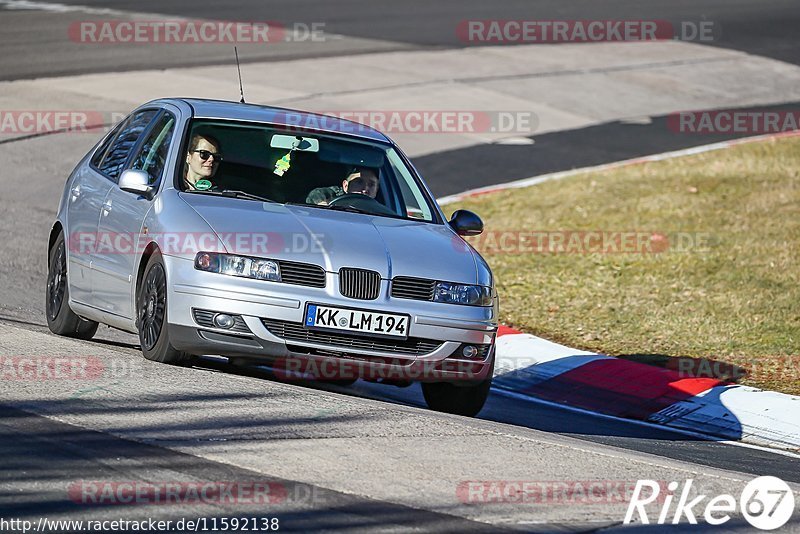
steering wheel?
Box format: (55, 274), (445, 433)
(327, 193), (397, 216)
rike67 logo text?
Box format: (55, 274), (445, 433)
(625, 477), (795, 530)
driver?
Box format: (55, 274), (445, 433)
(306, 167), (379, 205)
(183, 133), (223, 191)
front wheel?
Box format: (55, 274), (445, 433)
(137, 251), (189, 365)
(421, 377), (492, 417)
(45, 232), (98, 340)
(320, 378), (358, 387)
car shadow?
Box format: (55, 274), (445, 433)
(0, 406), (498, 532)
(184, 352), (749, 445)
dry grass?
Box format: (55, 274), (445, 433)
(446, 136), (800, 394)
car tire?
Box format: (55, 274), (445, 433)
(45, 232), (99, 340)
(422, 378), (492, 417)
(421, 375), (492, 417)
(321, 378), (358, 387)
(137, 250), (189, 365)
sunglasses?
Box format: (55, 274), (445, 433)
(192, 149), (223, 162)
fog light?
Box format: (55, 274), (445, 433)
(213, 314), (235, 329)
(462, 345), (478, 359)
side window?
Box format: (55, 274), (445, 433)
(96, 109), (158, 182)
(387, 150), (433, 221)
(90, 122), (124, 168)
(130, 113), (176, 185)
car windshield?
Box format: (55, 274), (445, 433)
(179, 119), (439, 222)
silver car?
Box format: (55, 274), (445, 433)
(46, 98), (498, 416)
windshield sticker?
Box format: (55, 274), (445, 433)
(195, 179), (212, 190)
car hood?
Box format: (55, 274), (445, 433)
(179, 194), (480, 283)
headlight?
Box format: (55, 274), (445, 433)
(194, 252), (281, 282)
(433, 282), (493, 306)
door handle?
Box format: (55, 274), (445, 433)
(102, 199), (113, 214)
(70, 185), (81, 200)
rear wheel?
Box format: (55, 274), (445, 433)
(45, 232), (98, 340)
(137, 251), (188, 365)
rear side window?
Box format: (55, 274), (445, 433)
(95, 109), (158, 182)
(130, 113), (176, 185)
(90, 122), (124, 168)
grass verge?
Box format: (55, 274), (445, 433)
(446, 136), (800, 395)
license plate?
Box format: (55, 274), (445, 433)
(305, 304), (409, 338)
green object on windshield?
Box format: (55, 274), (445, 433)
(273, 151), (292, 176)
(195, 179), (212, 190)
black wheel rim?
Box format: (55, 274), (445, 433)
(47, 241), (67, 321)
(139, 264), (166, 351)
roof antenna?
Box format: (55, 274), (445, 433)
(234, 46), (246, 104)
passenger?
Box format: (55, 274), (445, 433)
(184, 133), (223, 191)
(306, 167), (380, 205)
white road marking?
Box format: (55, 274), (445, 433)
(493, 388), (800, 459)
(493, 136), (535, 145)
(0, 0), (345, 42)
(0, 0), (176, 17)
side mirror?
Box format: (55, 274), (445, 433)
(119, 169), (154, 198)
(449, 209), (484, 236)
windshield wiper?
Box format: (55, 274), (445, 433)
(284, 201), (355, 211)
(284, 201), (320, 208)
(285, 201), (387, 217)
(220, 190), (278, 203)
(189, 189), (277, 203)
(324, 204), (372, 215)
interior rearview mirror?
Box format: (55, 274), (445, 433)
(270, 134), (319, 152)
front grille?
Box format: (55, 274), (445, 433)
(391, 277), (436, 301)
(339, 268), (381, 300)
(278, 260), (326, 288)
(192, 309), (252, 334)
(261, 318), (442, 356)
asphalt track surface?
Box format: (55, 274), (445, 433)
(417, 101), (800, 197)
(2, 0), (799, 197)
(1, 0), (799, 80)
(2, 407), (501, 532)
(4, 316), (799, 485)
(1, 1), (799, 530)
(1, 321), (799, 531)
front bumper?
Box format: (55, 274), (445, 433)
(165, 255), (497, 383)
